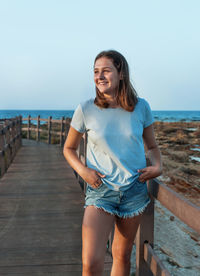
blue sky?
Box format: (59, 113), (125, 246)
(0, 0), (199, 110)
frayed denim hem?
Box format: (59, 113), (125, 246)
(84, 198), (151, 219)
(116, 199), (151, 218)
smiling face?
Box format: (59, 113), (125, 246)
(94, 57), (121, 97)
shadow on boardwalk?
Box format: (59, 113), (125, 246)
(0, 139), (112, 275)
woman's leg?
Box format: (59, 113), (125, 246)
(82, 206), (115, 276)
(111, 214), (142, 276)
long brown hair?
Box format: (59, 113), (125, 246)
(94, 50), (138, 112)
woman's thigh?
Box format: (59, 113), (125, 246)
(112, 214), (142, 259)
(82, 206), (115, 263)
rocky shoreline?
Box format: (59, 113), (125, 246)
(131, 201), (200, 276)
(154, 121), (200, 206)
(130, 121), (200, 275)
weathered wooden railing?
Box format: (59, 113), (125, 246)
(76, 131), (200, 276)
(3, 115), (200, 275)
(0, 117), (22, 177)
(21, 116), (71, 147)
(21, 115), (87, 188)
(136, 179), (200, 275)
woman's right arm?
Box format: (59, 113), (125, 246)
(63, 126), (105, 188)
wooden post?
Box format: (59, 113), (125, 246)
(10, 122), (16, 160)
(19, 116), (22, 147)
(48, 116), (52, 144)
(60, 116), (64, 147)
(27, 115), (31, 139)
(0, 130), (5, 177)
(0, 151), (5, 177)
(5, 126), (11, 169)
(0, 117), (22, 178)
(15, 117), (20, 150)
(136, 190), (154, 276)
(13, 121), (17, 152)
(65, 118), (68, 141)
(37, 115), (40, 142)
(65, 118), (70, 141)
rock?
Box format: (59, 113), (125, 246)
(130, 122), (200, 275)
(153, 121), (200, 207)
(187, 250), (198, 258)
(180, 166), (200, 176)
(160, 246), (174, 257)
(134, 201), (200, 275)
(167, 257), (182, 268)
(170, 151), (188, 162)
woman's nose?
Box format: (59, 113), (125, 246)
(99, 72), (105, 79)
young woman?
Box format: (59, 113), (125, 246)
(63, 50), (162, 276)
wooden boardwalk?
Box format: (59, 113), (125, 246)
(0, 140), (112, 275)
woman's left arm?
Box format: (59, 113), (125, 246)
(138, 124), (162, 182)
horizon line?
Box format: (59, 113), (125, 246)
(0, 109), (200, 112)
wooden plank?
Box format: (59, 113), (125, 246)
(136, 199), (154, 276)
(0, 263), (112, 275)
(27, 115), (31, 139)
(0, 133), (6, 176)
(149, 179), (200, 234)
(60, 117), (65, 146)
(144, 243), (171, 276)
(0, 118), (21, 178)
(0, 139), (112, 274)
(36, 115), (40, 141)
(22, 118), (67, 124)
(48, 117), (52, 144)
(22, 118), (48, 122)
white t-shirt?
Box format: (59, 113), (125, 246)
(71, 97), (154, 191)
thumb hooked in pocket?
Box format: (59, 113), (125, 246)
(137, 168), (146, 173)
(97, 172), (106, 178)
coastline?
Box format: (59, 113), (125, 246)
(2, 117), (200, 275)
(131, 121), (200, 275)
(153, 121), (200, 206)
(0, 109), (200, 123)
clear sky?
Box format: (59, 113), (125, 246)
(0, 0), (199, 110)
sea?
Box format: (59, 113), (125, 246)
(0, 110), (199, 122)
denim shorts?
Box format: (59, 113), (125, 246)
(84, 179), (151, 218)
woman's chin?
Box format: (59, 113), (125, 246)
(99, 90), (112, 96)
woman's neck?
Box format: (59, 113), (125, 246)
(103, 94), (119, 108)
(107, 99), (120, 108)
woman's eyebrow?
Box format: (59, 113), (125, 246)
(94, 66), (112, 70)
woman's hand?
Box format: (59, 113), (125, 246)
(138, 166), (162, 183)
(81, 167), (105, 189)
(63, 127), (106, 189)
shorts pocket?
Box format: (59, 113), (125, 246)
(87, 182), (104, 191)
(135, 180), (147, 191)
(136, 178), (146, 185)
